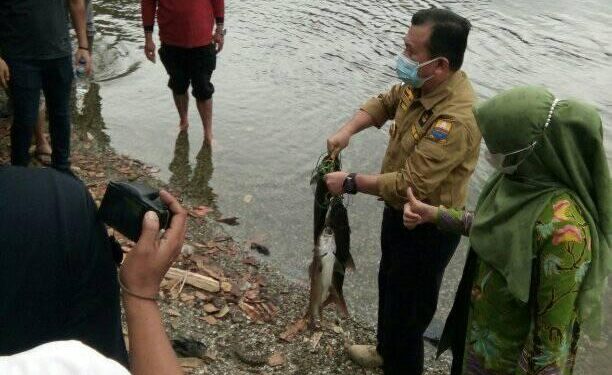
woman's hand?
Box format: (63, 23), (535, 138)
(403, 187), (438, 229)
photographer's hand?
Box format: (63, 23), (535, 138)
(120, 190), (186, 375)
(120, 190), (187, 298)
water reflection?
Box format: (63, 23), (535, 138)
(168, 132), (217, 210)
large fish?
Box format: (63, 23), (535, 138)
(312, 154), (340, 243)
(308, 160), (355, 328)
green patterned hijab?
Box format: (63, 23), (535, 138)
(470, 86), (611, 338)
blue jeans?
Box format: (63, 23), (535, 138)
(7, 56), (73, 170)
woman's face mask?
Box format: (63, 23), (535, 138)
(395, 54), (440, 88)
(484, 142), (537, 174)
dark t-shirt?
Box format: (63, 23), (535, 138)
(0, 0), (71, 59)
(0, 166), (128, 365)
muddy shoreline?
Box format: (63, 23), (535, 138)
(0, 110), (451, 374)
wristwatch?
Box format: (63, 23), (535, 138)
(343, 173), (358, 195)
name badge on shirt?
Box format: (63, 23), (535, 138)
(418, 110), (433, 128)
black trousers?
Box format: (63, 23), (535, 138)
(377, 207), (460, 374)
(6, 56), (73, 170)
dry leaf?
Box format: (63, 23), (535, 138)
(178, 357), (203, 368)
(242, 257), (258, 267)
(215, 305), (230, 318)
(267, 352), (285, 367)
(202, 315), (217, 325)
(250, 241), (270, 256)
(245, 289), (260, 301)
(203, 303), (219, 313)
(310, 332), (323, 351)
(195, 291), (212, 301)
(279, 318), (307, 342)
(180, 293), (196, 302)
(216, 216), (239, 226)
(239, 301), (261, 321)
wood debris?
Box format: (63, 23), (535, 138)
(165, 267), (220, 293)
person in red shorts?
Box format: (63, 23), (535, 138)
(141, 0), (225, 145)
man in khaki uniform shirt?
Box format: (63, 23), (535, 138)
(325, 9), (480, 375)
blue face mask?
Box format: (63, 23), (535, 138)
(395, 54), (439, 88)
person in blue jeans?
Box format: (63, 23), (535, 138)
(0, 0), (92, 171)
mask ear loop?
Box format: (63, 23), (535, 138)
(499, 98), (560, 174)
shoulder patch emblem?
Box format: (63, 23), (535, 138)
(400, 87), (415, 111)
(427, 118), (453, 144)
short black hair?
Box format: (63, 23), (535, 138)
(411, 8), (471, 71)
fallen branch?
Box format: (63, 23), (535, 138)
(165, 267), (220, 293)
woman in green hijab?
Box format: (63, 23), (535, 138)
(402, 86), (610, 374)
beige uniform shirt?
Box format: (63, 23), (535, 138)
(361, 71), (481, 210)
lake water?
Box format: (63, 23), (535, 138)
(86, 0), (611, 372)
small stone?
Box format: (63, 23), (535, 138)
(267, 352), (285, 367)
(181, 244), (194, 256)
(167, 308), (181, 317)
(221, 281), (232, 293)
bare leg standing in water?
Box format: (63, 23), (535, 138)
(196, 98), (212, 144)
(141, 0), (225, 146)
(173, 93), (189, 131)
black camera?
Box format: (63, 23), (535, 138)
(99, 181), (171, 242)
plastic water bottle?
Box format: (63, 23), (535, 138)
(75, 58), (87, 79)
(74, 58), (89, 113)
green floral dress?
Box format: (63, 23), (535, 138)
(437, 193), (591, 374)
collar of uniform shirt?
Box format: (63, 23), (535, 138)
(417, 71), (463, 110)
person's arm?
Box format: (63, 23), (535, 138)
(119, 190), (187, 375)
(326, 84), (403, 159)
(212, 0), (225, 53)
(402, 187), (473, 236)
(68, 0), (93, 75)
(0, 57), (9, 89)
(141, 0), (158, 62)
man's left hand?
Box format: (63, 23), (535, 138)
(75, 48), (93, 76)
(213, 32), (225, 53)
(325, 171), (348, 196)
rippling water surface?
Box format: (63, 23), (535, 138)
(86, 0), (611, 371)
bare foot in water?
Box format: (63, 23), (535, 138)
(204, 130), (213, 146)
(179, 121), (189, 132)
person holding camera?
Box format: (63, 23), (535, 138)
(0, 166), (186, 375)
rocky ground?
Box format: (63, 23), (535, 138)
(0, 108), (452, 374)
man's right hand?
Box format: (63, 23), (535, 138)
(119, 190), (187, 299)
(0, 58), (10, 89)
(144, 35), (156, 63)
(326, 129), (351, 159)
